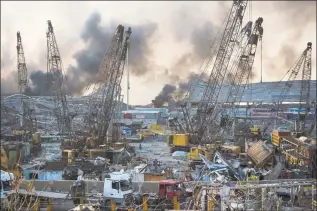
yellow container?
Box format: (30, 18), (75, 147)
(172, 134), (189, 147)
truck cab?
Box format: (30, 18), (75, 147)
(103, 172), (133, 205)
(158, 180), (185, 200)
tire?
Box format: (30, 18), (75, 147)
(104, 200), (111, 210)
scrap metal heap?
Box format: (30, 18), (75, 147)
(87, 25), (132, 146)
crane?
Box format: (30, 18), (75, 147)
(195, 0), (248, 143)
(87, 25), (131, 146)
(262, 42), (312, 135)
(17, 32), (28, 94)
(46, 20), (72, 137)
(16, 31), (37, 133)
(298, 42), (312, 135)
(220, 17), (263, 138)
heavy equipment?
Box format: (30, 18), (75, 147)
(16, 31), (37, 135)
(262, 42), (313, 137)
(86, 25), (132, 147)
(46, 20), (74, 140)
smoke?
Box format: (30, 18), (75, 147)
(151, 84), (176, 108)
(2, 12), (158, 96)
(261, 1), (316, 80)
(151, 72), (209, 108)
(152, 17), (219, 107)
(24, 71), (54, 96)
(65, 12), (158, 95)
(67, 12), (157, 94)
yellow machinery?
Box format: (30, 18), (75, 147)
(271, 129), (291, 149)
(32, 132), (41, 145)
(250, 125), (261, 136)
(149, 124), (165, 135)
(137, 129), (155, 137)
(188, 144), (217, 161)
(1, 146), (9, 170)
(187, 144), (219, 169)
(167, 134), (190, 153)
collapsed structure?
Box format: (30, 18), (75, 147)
(0, 0), (316, 211)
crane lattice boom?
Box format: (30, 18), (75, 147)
(17, 32), (28, 94)
(221, 17), (263, 137)
(88, 25), (132, 145)
(46, 20), (72, 136)
(196, 0), (248, 143)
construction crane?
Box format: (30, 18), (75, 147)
(298, 42), (312, 135)
(46, 20), (73, 137)
(220, 17), (264, 138)
(17, 32), (28, 94)
(195, 0), (248, 143)
(16, 31), (37, 133)
(262, 42), (312, 135)
(87, 25), (131, 146)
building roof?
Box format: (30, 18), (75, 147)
(188, 80), (317, 103)
(122, 110), (160, 114)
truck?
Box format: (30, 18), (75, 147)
(72, 171), (134, 208)
(146, 179), (189, 210)
(73, 172), (189, 210)
(0, 170), (15, 189)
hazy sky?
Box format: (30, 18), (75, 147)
(1, 1), (316, 105)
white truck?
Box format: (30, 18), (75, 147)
(0, 170), (14, 188)
(75, 170), (135, 208)
(103, 171), (134, 207)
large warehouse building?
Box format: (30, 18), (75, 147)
(188, 80), (317, 103)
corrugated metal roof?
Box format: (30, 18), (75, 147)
(189, 80), (317, 103)
(122, 110), (160, 114)
(247, 141), (273, 165)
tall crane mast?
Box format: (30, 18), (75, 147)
(16, 31), (37, 133)
(262, 43), (312, 135)
(222, 17), (263, 138)
(298, 42), (312, 134)
(17, 32), (28, 93)
(88, 25), (131, 146)
(196, 0), (248, 143)
(46, 20), (72, 137)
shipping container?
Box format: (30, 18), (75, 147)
(247, 141), (273, 166)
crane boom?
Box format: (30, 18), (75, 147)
(16, 31), (37, 133)
(197, 0), (248, 143)
(262, 43), (312, 134)
(87, 25), (131, 145)
(298, 42), (312, 134)
(17, 32), (28, 94)
(217, 17), (263, 139)
(46, 20), (72, 136)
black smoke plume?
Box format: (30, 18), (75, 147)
(2, 12), (158, 96)
(152, 84), (177, 108)
(151, 73), (209, 108)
